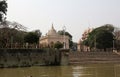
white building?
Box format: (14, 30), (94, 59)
(39, 24), (69, 49)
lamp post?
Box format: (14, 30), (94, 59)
(113, 37), (115, 51)
(112, 29), (116, 52)
(63, 26), (66, 49)
(94, 34), (96, 52)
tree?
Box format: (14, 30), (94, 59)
(34, 30), (42, 37)
(24, 30), (41, 44)
(58, 30), (73, 48)
(96, 30), (113, 50)
(0, 0), (7, 22)
(114, 28), (120, 50)
(83, 24), (114, 51)
(54, 41), (63, 49)
(0, 21), (27, 48)
(0, 27), (25, 48)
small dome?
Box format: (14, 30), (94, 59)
(47, 24), (58, 36)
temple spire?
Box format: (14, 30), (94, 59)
(51, 23), (54, 30)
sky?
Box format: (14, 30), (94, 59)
(7, 0), (120, 42)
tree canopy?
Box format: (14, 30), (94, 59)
(0, 0), (7, 22)
(58, 30), (72, 40)
(24, 30), (41, 44)
(114, 28), (120, 50)
(83, 24), (114, 51)
(0, 27), (25, 48)
(54, 41), (63, 49)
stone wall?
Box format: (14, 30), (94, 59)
(0, 48), (60, 68)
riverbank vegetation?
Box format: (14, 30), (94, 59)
(82, 24), (120, 51)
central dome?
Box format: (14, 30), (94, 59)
(47, 24), (58, 36)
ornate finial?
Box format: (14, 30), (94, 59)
(51, 23), (54, 30)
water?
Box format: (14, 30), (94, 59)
(0, 64), (120, 77)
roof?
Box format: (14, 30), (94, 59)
(47, 24), (58, 36)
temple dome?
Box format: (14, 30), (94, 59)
(47, 24), (58, 36)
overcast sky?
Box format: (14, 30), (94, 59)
(7, 0), (120, 42)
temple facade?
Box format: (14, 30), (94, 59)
(39, 24), (69, 49)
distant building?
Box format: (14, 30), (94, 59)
(77, 40), (83, 51)
(39, 24), (69, 49)
(77, 28), (93, 51)
(77, 39), (90, 52)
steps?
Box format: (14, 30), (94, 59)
(69, 51), (120, 64)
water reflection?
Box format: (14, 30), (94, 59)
(0, 64), (120, 77)
(72, 66), (94, 77)
(72, 64), (120, 77)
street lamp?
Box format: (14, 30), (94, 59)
(62, 26), (66, 49)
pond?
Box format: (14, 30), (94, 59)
(0, 64), (119, 77)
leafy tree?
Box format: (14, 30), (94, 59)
(34, 30), (42, 37)
(0, 27), (25, 48)
(0, 20), (27, 48)
(114, 29), (120, 50)
(58, 30), (73, 48)
(24, 30), (41, 44)
(83, 24), (114, 51)
(58, 30), (72, 39)
(96, 30), (113, 50)
(0, 0), (7, 22)
(54, 41), (63, 49)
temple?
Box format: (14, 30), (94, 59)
(39, 24), (69, 49)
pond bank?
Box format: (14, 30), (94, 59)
(0, 48), (60, 68)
